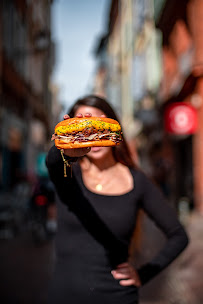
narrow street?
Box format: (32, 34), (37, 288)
(0, 198), (203, 304)
(1, 0), (203, 303)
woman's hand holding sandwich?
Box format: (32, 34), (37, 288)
(52, 112), (122, 159)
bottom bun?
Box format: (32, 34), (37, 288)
(55, 139), (118, 149)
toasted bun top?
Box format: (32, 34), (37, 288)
(54, 117), (121, 135)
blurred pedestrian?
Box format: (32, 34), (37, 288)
(29, 152), (57, 243)
(46, 95), (189, 304)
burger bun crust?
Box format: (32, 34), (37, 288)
(54, 116), (119, 131)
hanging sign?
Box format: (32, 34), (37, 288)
(164, 102), (198, 135)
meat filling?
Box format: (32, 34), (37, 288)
(52, 127), (122, 144)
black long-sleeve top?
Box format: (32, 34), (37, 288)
(46, 146), (189, 304)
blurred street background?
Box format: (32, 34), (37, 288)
(1, 0), (203, 303)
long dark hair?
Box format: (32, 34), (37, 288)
(68, 95), (136, 168)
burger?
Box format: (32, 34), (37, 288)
(51, 117), (122, 149)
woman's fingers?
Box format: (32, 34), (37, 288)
(111, 271), (130, 279)
(63, 114), (70, 120)
(111, 270), (141, 287)
(76, 113), (83, 118)
(111, 263), (141, 287)
(119, 279), (137, 286)
(71, 113), (93, 118)
(84, 113), (92, 117)
(112, 267), (132, 275)
(64, 113), (93, 119)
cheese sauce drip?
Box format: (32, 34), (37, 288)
(55, 120), (121, 134)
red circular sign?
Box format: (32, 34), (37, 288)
(164, 102), (198, 135)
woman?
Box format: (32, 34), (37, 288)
(46, 95), (188, 304)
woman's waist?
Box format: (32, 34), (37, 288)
(53, 257), (138, 298)
(56, 244), (128, 268)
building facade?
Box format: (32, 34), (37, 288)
(94, 0), (203, 214)
(156, 0), (203, 214)
(0, 0), (55, 189)
(94, 0), (162, 167)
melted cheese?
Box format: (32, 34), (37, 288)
(55, 120), (121, 134)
